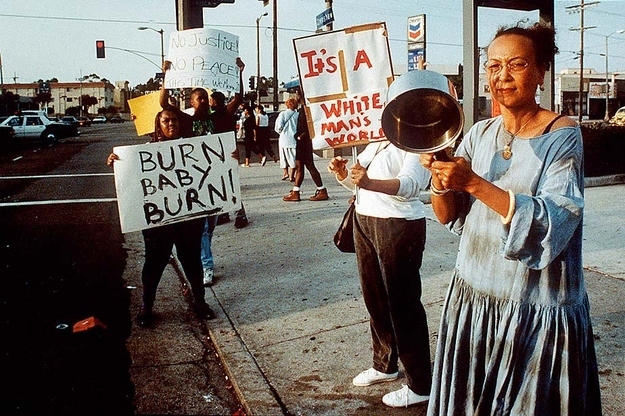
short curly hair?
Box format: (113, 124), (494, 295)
(285, 97), (298, 110)
(490, 22), (558, 71)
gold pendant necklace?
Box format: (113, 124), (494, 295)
(502, 110), (538, 160)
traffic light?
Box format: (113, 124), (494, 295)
(96, 40), (105, 59)
(248, 76), (255, 90)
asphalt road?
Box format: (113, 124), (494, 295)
(0, 123), (241, 415)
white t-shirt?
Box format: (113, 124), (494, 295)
(339, 142), (430, 220)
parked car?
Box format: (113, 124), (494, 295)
(109, 115), (124, 123)
(77, 116), (92, 127)
(92, 115), (107, 124)
(609, 106), (625, 126)
(0, 114), (78, 143)
(61, 116), (79, 126)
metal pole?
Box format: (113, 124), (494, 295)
(159, 29), (165, 67)
(272, 0), (278, 111)
(604, 35), (610, 121)
(257, 12), (267, 98)
(325, 0), (333, 31)
(578, 0), (584, 124)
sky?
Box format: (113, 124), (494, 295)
(1, 0), (625, 89)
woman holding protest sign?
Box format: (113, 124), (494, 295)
(327, 142), (432, 408)
(107, 109), (215, 327)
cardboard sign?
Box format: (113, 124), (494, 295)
(113, 132), (241, 233)
(293, 22), (394, 150)
(128, 91), (162, 137)
(164, 28), (240, 93)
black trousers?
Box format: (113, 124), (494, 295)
(354, 213), (432, 395)
(141, 218), (206, 309)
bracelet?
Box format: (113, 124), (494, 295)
(430, 183), (450, 196)
(500, 189), (516, 224)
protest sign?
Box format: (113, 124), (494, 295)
(293, 22), (394, 150)
(164, 28), (240, 93)
(128, 91), (162, 136)
(113, 132), (241, 233)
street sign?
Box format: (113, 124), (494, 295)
(316, 8), (334, 29)
(192, 0), (234, 7)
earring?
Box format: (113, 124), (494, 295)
(539, 84), (545, 91)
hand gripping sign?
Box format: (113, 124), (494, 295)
(112, 132), (241, 233)
(293, 22), (394, 150)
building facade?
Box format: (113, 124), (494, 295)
(0, 80), (117, 116)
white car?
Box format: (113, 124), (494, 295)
(1, 114), (78, 143)
(92, 116), (107, 124)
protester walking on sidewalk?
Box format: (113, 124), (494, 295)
(328, 141), (432, 408)
(283, 90), (329, 202)
(255, 104), (279, 164)
(420, 23), (602, 415)
(240, 105), (264, 167)
(106, 109), (216, 326)
(274, 98), (299, 182)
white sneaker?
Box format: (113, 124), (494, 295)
(261, 156), (267, 166)
(352, 368), (398, 387)
(382, 384), (429, 408)
(203, 268), (214, 286)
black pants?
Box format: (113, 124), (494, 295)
(255, 127), (276, 158)
(141, 218), (206, 309)
(354, 213), (431, 395)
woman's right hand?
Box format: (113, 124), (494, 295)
(106, 153), (119, 167)
(328, 156), (349, 181)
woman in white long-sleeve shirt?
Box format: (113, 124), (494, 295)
(274, 97), (299, 181)
(328, 141), (432, 408)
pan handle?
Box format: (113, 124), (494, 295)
(433, 149), (450, 162)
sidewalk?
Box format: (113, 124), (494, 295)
(129, 159), (625, 415)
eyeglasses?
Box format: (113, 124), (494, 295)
(484, 60), (530, 75)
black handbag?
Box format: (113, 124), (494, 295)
(332, 142), (390, 253)
(333, 199), (356, 253)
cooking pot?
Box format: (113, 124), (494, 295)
(381, 70), (464, 157)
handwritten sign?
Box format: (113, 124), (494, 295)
(164, 28), (240, 93)
(128, 92), (162, 136)
(113, 132), (241, 233)
(293, 22), (394, 150)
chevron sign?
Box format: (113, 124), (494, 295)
(407, 15), (425, 43)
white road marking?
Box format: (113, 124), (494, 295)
(0, 198), (117, 207)
(0, 173), (114, 180)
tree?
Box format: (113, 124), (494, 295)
(81, 95), (99, 113)
(33, 92), (52, 110)
(0, 90), (20, 116)
(133, 77), (161, 95)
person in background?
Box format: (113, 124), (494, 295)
(274, 97), (299, 182)
(328, 140), (432, 408)
(240, 105), (264, 167)
(420, 22), (601, 415)
(107, 109), (215, 326)
(283, 90), (329, 202)
(159, 57), (248, 284)
(254, 104), (279, 164)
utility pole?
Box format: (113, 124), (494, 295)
(272, 0), (278, 111)
(176, 0), (203, 30)
(325, 0), (333, 31)
(257, 12), (268, 101)
(567, 0), (598, 123)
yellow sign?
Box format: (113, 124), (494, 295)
(128, 91), (162, 137)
